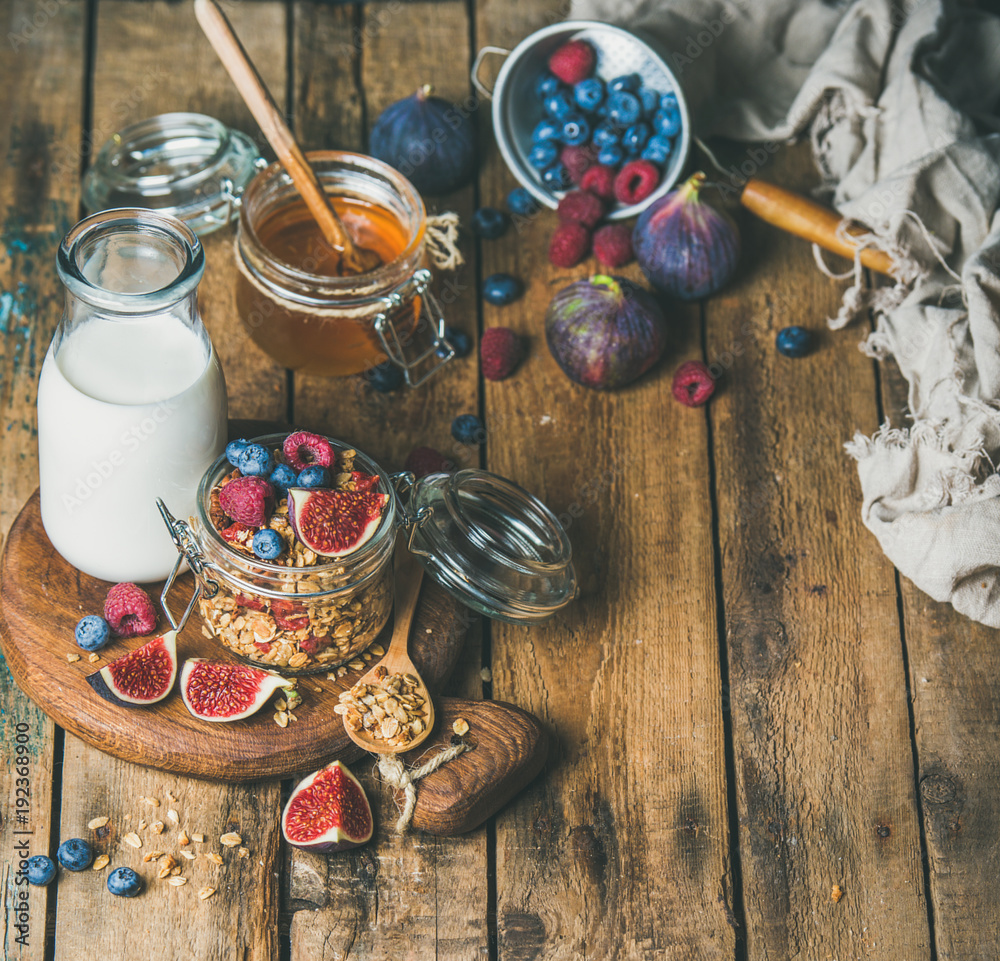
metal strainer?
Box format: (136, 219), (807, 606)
(473, 20), (690, 221)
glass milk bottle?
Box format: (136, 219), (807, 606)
(37, 208), (228, 583)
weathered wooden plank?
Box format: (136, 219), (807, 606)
(878, 354), (1000, 959)
(706, 144), (931, 958)
(0, 2), (85, 957)
(51, 4), (288, 960)
(288, 3), (487, 958)
(475, 3), (736, 958)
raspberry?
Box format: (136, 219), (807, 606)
(103, 583), (157, 638)
(579, 164), (616, 201)
(282, 431), (334, 471)
(548, 221), (592, 268)
(556, 190), (605, 229)
(548, 40), (596, 85)
(404, 446), (453, 478)
(480, 327), (523, 381)
(614, 160), (661, 205)
(672, 360), (716, 407)
(559, 144), (597, 185)
(219, 475), (276, 527)
(592, 224), (633, 267)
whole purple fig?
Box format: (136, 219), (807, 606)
(633, 172), (740, 300)
(369, 84), (476, 196)
(545, 275), (668, 390)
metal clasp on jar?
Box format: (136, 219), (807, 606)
(156, 498), (221, 632)
(390, 471), (436, 554)
(199, 158), (269, 230)
(374, 268), (455, 388)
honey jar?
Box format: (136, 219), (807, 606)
(235, 152), (454, 383)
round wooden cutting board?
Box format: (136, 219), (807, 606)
(0, 491), (471, 782)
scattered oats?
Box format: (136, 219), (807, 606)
(191, 833), (205, 843)
(171, 865), (182, 876)
(142, 850), (162, 863)
(124, 814), (131, 821)
(166, 809), (179, 824)
(87, 653), (100, 663)
(348, 659), (365, 671)
(480, 667), (492, 682)
(87, 817), (109, 831)
(92, 855), (110, 871)
(138, 819), (148, 831)
(145, 797), (161, 807)
(179, 850), (196, 860)
(327, 673), (339, 681)
(274, 697), (287, 712)
(151, 821), (164, 835)
(123, 832), (142, 849)
(361, 652), (372, 662)
(425, 628), (432, 634)
(66, 653), (81, 663)
(832, 885), (843, 903)
(178, 830), (190, 846)
(370, 643), (385, 657)
(220, 833), (242, 847)
(311, 683), (323, 693)
(286, 691), (302, 710)
(165, 792), (177, 803)
(288, 712), (297, 722)
(274, 711), (289, 728)
(166, 876), (187, 887)
(452, 717), (470, 737)
(207, 852), (224, 865)
(198, 886), (216, 901)
(337, 666), (348, 678)
(238, 847), (249, 859)
(157, 855), (176, 878)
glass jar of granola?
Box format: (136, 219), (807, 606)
(157, 431), (579, 674)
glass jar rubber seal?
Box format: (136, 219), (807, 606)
(81, 113), (264, 236)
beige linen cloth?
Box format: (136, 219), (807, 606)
(570, 0), (1000, 626)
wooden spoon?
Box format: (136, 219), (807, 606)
(194, 0), (381, 275)
(342, 544), (436, 754)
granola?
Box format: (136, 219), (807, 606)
(336, 672), (429, 748)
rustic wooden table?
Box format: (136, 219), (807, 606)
(2, 1), (998, 958)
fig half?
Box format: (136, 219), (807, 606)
(86, 630), (178, 707)
(180, 659), (291, 722)
(282, 760), (374, 853)
(288, 488), (388, 558)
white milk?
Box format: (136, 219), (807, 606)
(37, 314), (227, 582)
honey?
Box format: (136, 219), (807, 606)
(235, 153), (436, 378)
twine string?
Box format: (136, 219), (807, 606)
(376, 741), (471, 833)
(425, 212), (464, 271)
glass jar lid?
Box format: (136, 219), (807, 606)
(81, 113), (263, 236)
(406, 469), (577, 623)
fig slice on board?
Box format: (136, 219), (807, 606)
(86, 630), (178, 707)
(180, 658), (291, 722)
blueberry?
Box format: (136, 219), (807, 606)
(26, 855), (57, 886)
(609, 73), (642, 93)
(107, 866), (142, 898)
(531, 119), (561, 144)
(472, 207), (508, 240)
(57, 838), (93, 872)
(268, 463), (298, 496)
(596, 144), (625, 168)
(541, 163), (571, 189)
(638, 87), (660, 118)
(543, 90), (575, 120)
(607, 91), (641, 127)
(237, 444), (274, 478)
(654, 107), (682, 137)
(592, 123), (621, 148)
(534, 73), (562, 101)
(641, 135), (673, 165)
(75, 615), (110, 652)
(622, 122), (651, 155)
(573, 78), (605, 112)
(776, 326), (813, 358)
(297, 465), (331, 488)
(437, 326), (472, 359)
(252, 528), (285, 560)
(451, 414), (486, 445)
(483, 273), (522, 306)
(364, 360), (404, 392)
(528, 142), (559, 171)
(225, 439), (249, 468)
(660, 91), (679, 111)
(506, 186), (540, 217)
(560, 116), (591, 146)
